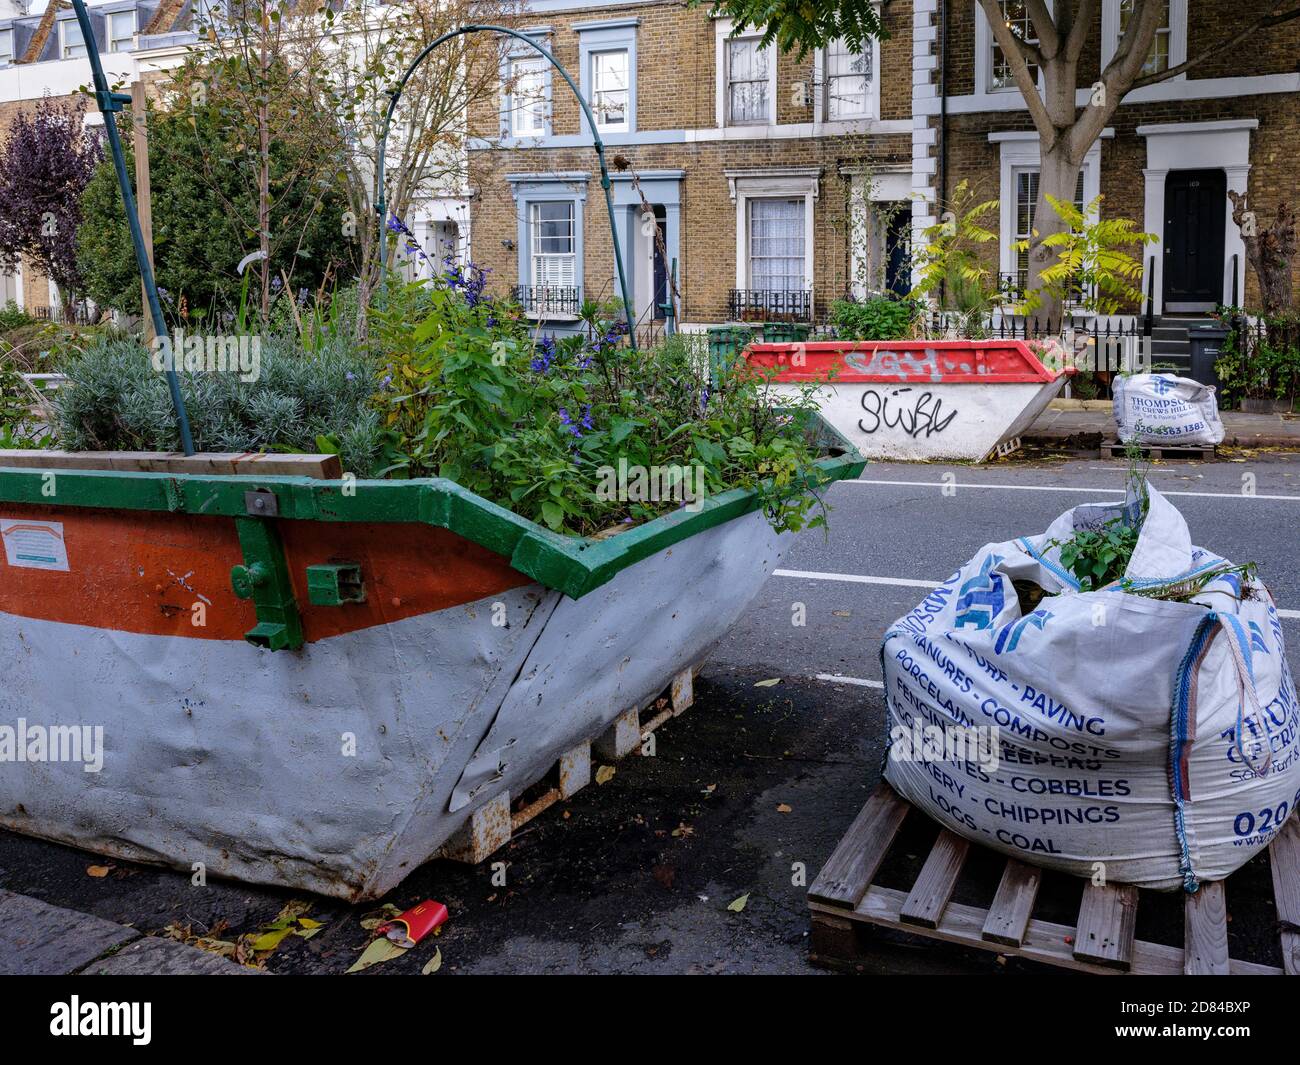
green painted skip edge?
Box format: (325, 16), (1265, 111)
(0, 415), (864, 600)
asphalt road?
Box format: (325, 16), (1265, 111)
(1, 452), (1297, 975)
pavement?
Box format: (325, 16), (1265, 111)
(1, 453), (1298, 975)
(1025, 405), (1300, 450)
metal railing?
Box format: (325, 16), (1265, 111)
(727, 289), (813, 323)
(511, 285), (582, 316)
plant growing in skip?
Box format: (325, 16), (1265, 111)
(1015, 195), (1156, 317)
(371, 264), (836, 536)
(53, 333), (384, 475)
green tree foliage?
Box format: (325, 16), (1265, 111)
(696, 0), (886, 56)
(1015, 194), (1156, 316)
(76, 103), (354, 322)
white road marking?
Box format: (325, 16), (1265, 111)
(774, 569), (940, 589)
(814, 673), (883, 689)
(774, 569), (1300, 619)
(843, 478), (1300, 502)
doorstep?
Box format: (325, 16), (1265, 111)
(0, 888), (260, 976)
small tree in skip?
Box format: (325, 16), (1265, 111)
(0, 98), (103, 315)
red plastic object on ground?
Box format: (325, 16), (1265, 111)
(378, 900), (449, 948)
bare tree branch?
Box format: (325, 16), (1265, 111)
(976, 0), (1056, 147)
(1024, 0), (1060, 59)
(1064, 0), (1096, 62)
(1130, 3), (1300, 90)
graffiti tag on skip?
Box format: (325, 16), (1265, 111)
(844, 347), (942, 380)
(859, 387), (958, 438)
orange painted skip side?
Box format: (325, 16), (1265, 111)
(0, 504), (533, 641)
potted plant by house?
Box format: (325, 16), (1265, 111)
(1214, 311), (1299, 413)
(0, 274), (863, 901)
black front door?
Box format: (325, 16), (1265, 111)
(1163, 169), (1226, 311)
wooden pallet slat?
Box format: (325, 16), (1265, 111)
(1072, 882), (1140, 970)
(981, 859), (1042, 948)
(812, 891), (1280, 976)
(807, 785), (909, 909)
(1269, 816), (1300, 976)
(811, 784), (1289, 976)
(900, 830), (969, 929)
(1183, 880), (1230, 975)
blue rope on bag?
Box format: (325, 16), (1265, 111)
(1168, 609), (1272, 893)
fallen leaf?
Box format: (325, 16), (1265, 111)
(671, 822), (694, 838)
(727, 893), (750, 913)
(422, 947), (443, 975)
(359, 903), (403, 930)
(347, 937), (408, 973)
(250, 926), (296, 952)
(776, 803), (792, 814)
(86, 865), (112, 878)
(754, 678), (781, 688)
(595, 765), (616, 785)
(832, 610), (851, 618)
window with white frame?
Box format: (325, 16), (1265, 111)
(590, 49), (629, 131)
(824, 37), (873, 119)
(108, 11), (137, 53)
(0, 29), (13, 68)
(748, 198), (806, 291)
(1119, 0), (1171, 75)
(989, 0), (1038, 91)
(726, 36), (771, 124)
(60, 19), (87, 60)
(1012, 168), (1085, 293)
(530, 202), (577, 288)
(510, 56), (548, 137)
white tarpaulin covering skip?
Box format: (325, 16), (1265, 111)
(881, 486), (1298, 891)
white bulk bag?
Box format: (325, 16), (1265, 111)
(1112, 373), (1224, 447)
(881, 486), (1297, 891)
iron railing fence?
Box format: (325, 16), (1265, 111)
(726, 289), (813, 323)
(511, 285), (583, 316)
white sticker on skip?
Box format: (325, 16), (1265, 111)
(1, 519), (70, 571)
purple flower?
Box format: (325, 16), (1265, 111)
(699, 387), (710, 413)
(580, 405), (594, 431)
(380, 373), (393, 390)
(559, 407), (583, 439)
(530, 335), (557, 374)
(345, 371), (356, 382)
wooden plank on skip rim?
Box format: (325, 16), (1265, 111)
(1269, 815), (1300, 976)
(981, 859), (1041, 947)
(1074, 882), (1139, 971)
(807, 784), (909, 909)
(1183, 880), (1230, 975)
(899, 830), (969, 929)
(0, 450), (342, 479)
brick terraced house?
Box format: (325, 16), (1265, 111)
(465, 0), (918, 336)
(469, 0), (1299, 363)
(911, 0), (1300, 371)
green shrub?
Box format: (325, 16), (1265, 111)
(828, 296), (922, 341)
(53, 333), (384, 475)
(0, 302), (34, 332)
(371, 270), (834, 536)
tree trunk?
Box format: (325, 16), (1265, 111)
(1228, 191), (1296, 320)
(1027, 145), (1085, 330)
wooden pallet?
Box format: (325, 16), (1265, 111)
(1104, 439), (1216, 461)
(808, 783), (1297, 975)
(438, 663), (702, 864)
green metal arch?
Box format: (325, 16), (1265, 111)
(73, 0), (194, 453)
(375, 24), (638, 348)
